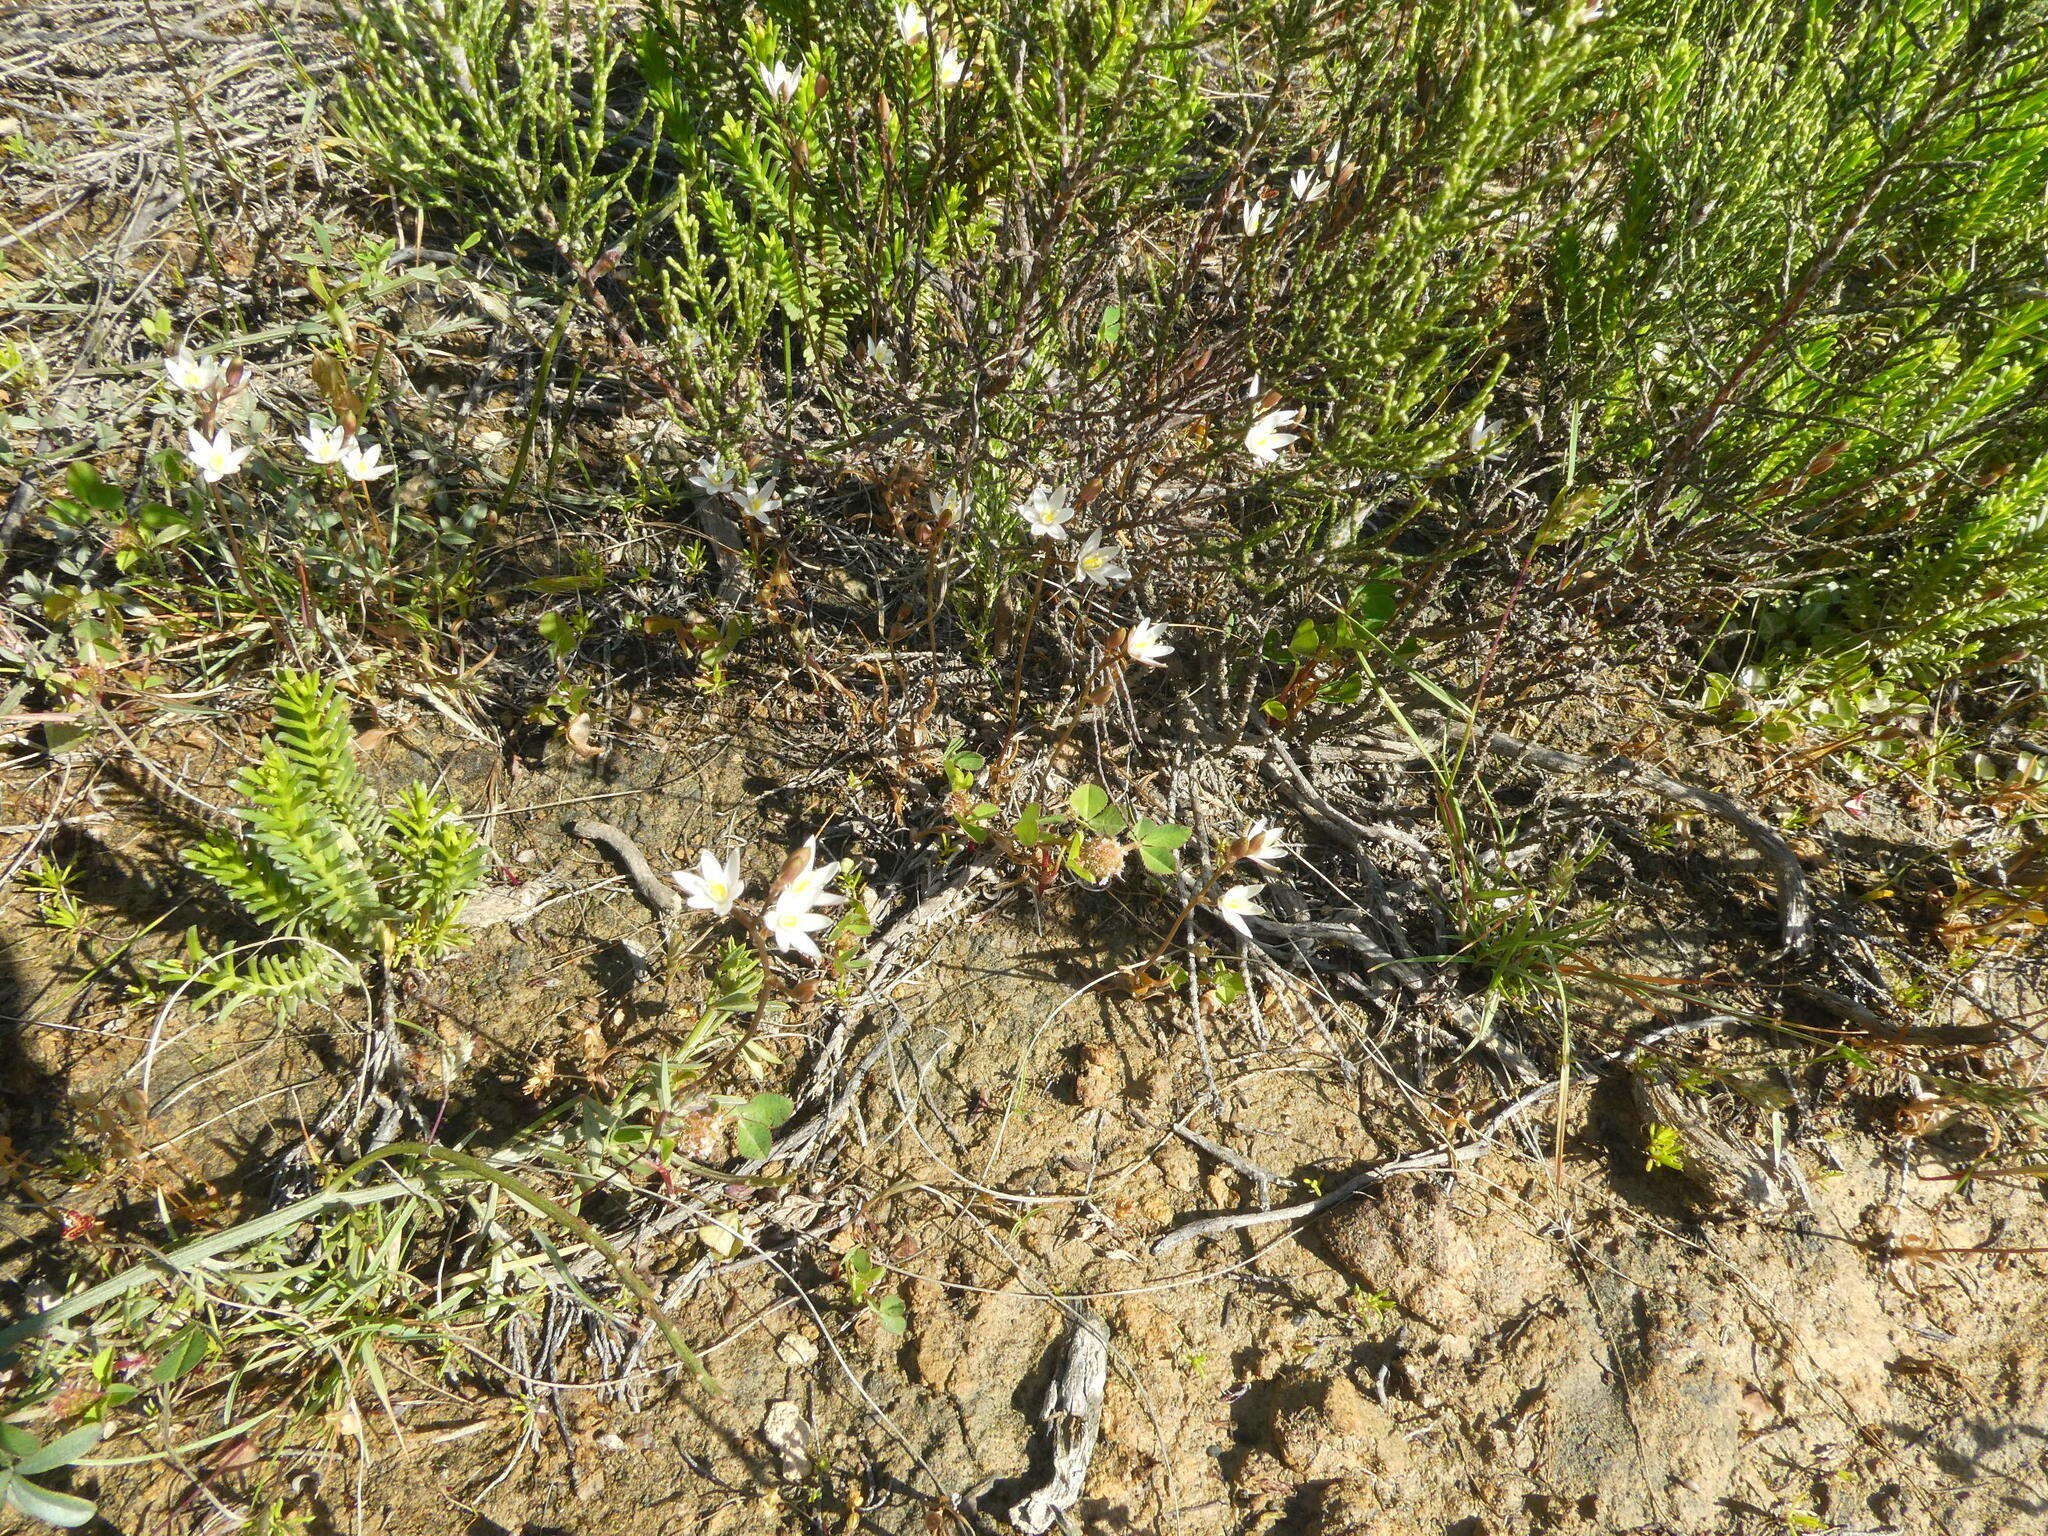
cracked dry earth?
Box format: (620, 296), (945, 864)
(356, 926), (2048, 1536)
(5, 705), (2047, 1536)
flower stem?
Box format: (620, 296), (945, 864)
(1131, 864), (1230, 980)
(993, 542), (1057, 784)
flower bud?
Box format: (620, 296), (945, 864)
(1080, 836), (1127, 883)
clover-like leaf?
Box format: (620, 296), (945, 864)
(1130, 818), (1191, 876)
(1069, 783), (1126, 837)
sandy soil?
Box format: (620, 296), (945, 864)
(6, 694), (2043, 1536)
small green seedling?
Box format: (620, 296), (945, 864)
(941, 738), (985, 795)
(22, 856), (85, 934)
(843, 1247), (907, 1334)
(1643, 1123), (1686, 1174)
(1348, 1286), (1397, 1320)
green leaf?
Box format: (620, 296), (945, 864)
(1014, 802), (1044, 846)
(10, 1422), (100, 1477)
(739, 1092), (793, 1130)
(873, 1294), (907, 1334)
(733, 1092), (794, 1160)
(1346, 579), (1398, 637)
(833, 892), (874, 940)
(1069, 784), (1126, 837)
(536, 609), (584, 660)
(4, 1474), (98, 1528)
(844, 1246), (880, 1302)
(42, 722), (91, 757)
(1130, 819), (1191, 876)
(526, 572), (606, 594)
(152, 1324), (211, 1384)
(1063, 829), (1090, 883)
(65, 462), (123, 513)
(1288, 619), (1320, 657)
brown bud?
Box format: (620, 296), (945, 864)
(766, 838), (815, 904)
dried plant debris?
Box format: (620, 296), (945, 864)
(1005, 1306), (1112, 1536)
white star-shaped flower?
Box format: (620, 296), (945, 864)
(1019, 484), (1074, 541)
(339, 439), (394, 482)
(1237, 819), (1292, 868)
(672, 848), (745, 917)
(1244, 407), (1301, 464)
(764, 895), (834, 960)
(185, 427), (252, 484)
(893, 2), (926, 43)
(1213, 883), (1266, 936)
(759, 60), (804, 104)
(1124, 618), (1174, 667)
(774, 837), (846, 912)
(688, 456), (741, 497)
(164, 349), (221, 394)
(1073, 530), (1130, 587)
(298, 422), (349, 466)
(736, 478), (783, 527)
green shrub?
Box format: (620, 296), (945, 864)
(333, 0), (2048, 691)
(1548, 0), (2048, 678)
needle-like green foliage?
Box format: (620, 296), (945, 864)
(334, 0), (2048, 690)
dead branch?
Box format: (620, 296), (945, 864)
(1151, 1076), (1573, 1255)
(1006, 1306), (1112, 1536)
(1395, 712), (1813, 957)
(566, 818), (683, 917)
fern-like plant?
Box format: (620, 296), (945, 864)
(157, 671), (486, 1013)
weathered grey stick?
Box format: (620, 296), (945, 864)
(1396, 713), (1813, 957)
(567, 819), (682, 917)
(1152, 1077), (1573, 1255)
(1008, 1306), (1113, 1535)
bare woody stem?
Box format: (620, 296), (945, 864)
(1131, 861), (1233, 979)
(994, 540), (1059, 784)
